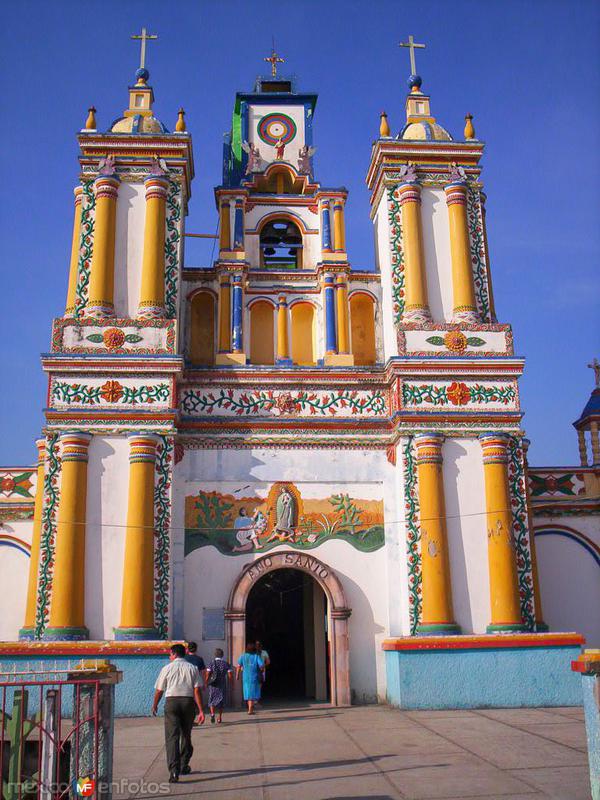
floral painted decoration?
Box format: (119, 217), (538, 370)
(402, 381), (516, 407)
(51, 380), (170, 406)
(180, 388), (387, 417)
(425, 331), (486, 352)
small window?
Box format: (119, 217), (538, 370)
(135, 94), (145, 108)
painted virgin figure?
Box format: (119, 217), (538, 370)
(269, 487), (296, 541)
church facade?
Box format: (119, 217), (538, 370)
(0, 44), (598, 713)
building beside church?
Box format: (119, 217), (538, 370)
(0, 39), (598, 714)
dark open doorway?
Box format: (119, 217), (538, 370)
(245, 568), (329, 701)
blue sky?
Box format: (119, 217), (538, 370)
(0, 0), (598, 466)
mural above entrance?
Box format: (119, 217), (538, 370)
(184, 481), (384, 556)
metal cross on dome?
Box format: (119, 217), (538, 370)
(264, 39), (285, 77)
(399, 34), (426, 76)
(131, 27), (158, 70)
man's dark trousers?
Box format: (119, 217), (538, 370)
(164, 696), (196, 773)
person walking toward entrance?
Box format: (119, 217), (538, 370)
(152, 643), (205, 783)
(185, 641), (206, 681)
(255, 640), (270, 703)
(236, 641), (264, 715)
(206, 648), (233, 724)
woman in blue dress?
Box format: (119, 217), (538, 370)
(205, 648), (233, 724)
(236, 641), (264, 715)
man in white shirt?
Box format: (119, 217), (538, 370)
(152, 643), (205, 782)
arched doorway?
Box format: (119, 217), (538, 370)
(246, 568), (328, 701)
(225, 551), (351, 706)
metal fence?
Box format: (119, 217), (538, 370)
(0, 662), (118, 800)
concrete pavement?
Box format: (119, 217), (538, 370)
(112, 703), (591, 800)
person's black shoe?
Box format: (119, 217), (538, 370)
(169, 771), (179, 783)
(180, 765), (192, 775)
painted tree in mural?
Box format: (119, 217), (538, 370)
(330, 493), (364, 535)
(194, 491), (234, 530)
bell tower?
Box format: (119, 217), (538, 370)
(212, 53), (355, 366)
(367, 38), (545, 636)
(22, 36), (194, 641)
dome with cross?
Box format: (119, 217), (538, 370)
(110, 28), (169, 134)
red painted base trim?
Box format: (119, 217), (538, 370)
(382, 633), (585, 651)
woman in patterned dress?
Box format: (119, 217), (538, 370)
(205, 648), (233, 724)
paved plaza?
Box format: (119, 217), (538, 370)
(113, 703), (591, 799)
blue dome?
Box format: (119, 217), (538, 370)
(407, 74), (422, 90)
(135, 67), (150, 83)
(575, 388), (600, 426)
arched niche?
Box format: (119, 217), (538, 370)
(225, 551), (351, 706)
(259, 218), (303, 269)
(350, 293), (376, 365)
(249, 300), (275, 365)
(189, 291), (216, 365)
(291, 302), (316, 365)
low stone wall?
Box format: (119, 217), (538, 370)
(383, 633), (584, 709)
(0, 642), (176, 717)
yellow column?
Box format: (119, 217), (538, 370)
(19, 439), (46, 639)
(138, 175), (169, 318)
(277, 294), (290, 362)
(45, 432), (92, 640)
(335, 274), (350, 354)
(522, 438), (548, 631)
(577, 429), (588, 466)
(87, 174), (120, 317)
(445, 179), (479, 323)
(398, 182), (430, 321)
(116, 434), (160, 639)
(591, 421), (600, 465)
(218, 272), (231, 352)
(479, 433), (525, 632)
(219, 200), (231, 252)
(333, 201), (346, 252)
(415, 433), (460, 634)
(65, 186), (83, 317)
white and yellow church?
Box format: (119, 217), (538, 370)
(0, 35), (598, 714)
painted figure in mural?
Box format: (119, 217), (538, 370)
(232, 508), (268, 551)
(297, 144), (316, 175)
(233, 508), (261, 551)
(268, 487), (297, 541)
(274, 137), (285, 160)
(241, 141), (263, 174)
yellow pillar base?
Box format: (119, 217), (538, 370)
(322, 252), (348, 263)
(324, 353), (355, 367)
(216, 352), (247, 366)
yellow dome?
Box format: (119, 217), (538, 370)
(401, 121), (452, 141)
(110, 115), (168, 134)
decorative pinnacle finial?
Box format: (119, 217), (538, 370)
(131, 27), (157, 83)
(464, 113), (475, 140)
(85, 106), (97, 130)
(175, 108), (186, 132)
(399, 34), (425, 91)
(379, 111), (390, 137)
(264, 37), (285, 77)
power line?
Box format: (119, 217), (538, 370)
(1, 504), (529, 534)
